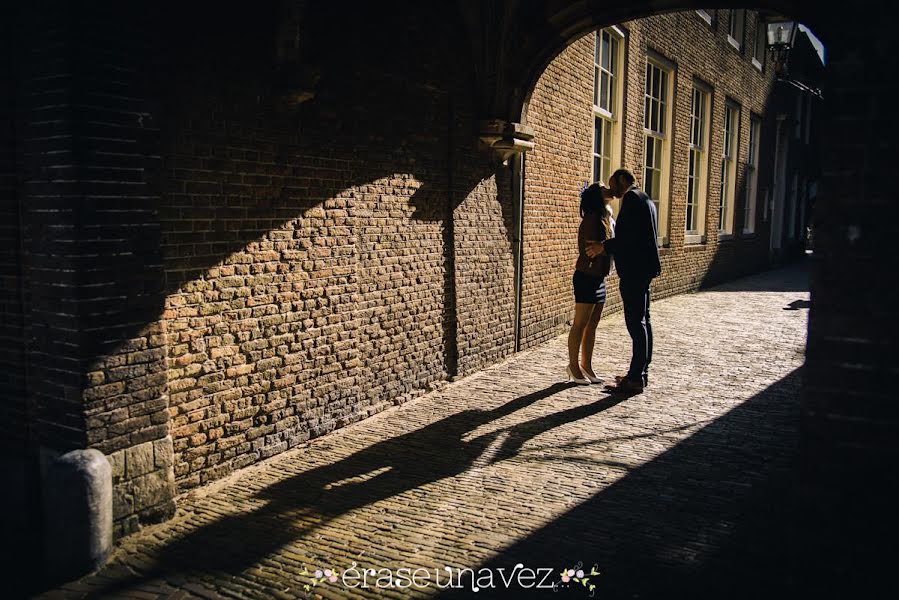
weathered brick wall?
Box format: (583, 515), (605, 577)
(0, 4), (26, 455)
(522, 10), (777, 349)
(8, 0), (175, 539)
(452, 164), (517, 376)
(800, 8), (899, 593)
(154, 2), (505, 490)
(520, 36), (595, 349)
(71, 4), (175, 537)
(15, 2), (88, 459)
(622, 11), (775, 290)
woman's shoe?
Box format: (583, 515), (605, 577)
(567, 365), (591, 385)
(579, 365), (603, 384)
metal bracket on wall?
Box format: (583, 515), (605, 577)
(478, 120), (535, 164)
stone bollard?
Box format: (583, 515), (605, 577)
(43, 449), (113, 582)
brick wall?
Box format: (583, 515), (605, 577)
(149, 2), (509, 493)
(520, 36), (596, 348)
(5, 0), (518, 538)
(452, 159), (517, 376)
(0, 3), (25, 455)
(800, 9), (899, 593)
(521, 10), (777, 349)
(8, 0), (175, 538)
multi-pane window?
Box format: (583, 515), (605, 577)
(593, 29), (621, 184)
(744, 117), (761, 233)
(594, 29), (618, 113)
(593, 119), (612, 184)
(686, 86), (709, 236)
(720, 102), (739, 234)
(642, 57), (673, 244)
(753, 14), (766, 66)
(643, 61), (668, 206)
(728, 9), (745, 49)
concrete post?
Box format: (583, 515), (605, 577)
(42, 449), (113, 582)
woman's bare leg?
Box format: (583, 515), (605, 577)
(580, 302), (605, 377)
(568, 303), (594, 377)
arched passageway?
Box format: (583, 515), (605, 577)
(1, 1), (894, 594)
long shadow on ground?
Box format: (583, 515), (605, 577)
(435, 369), (802, 600)
(80, 383), (642, 597)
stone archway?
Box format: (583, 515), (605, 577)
(5, 2), (895, 593)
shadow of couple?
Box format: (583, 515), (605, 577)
(89, 382), (631, 595)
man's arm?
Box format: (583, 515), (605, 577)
(590, 192), (635, 256)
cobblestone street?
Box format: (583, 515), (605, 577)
(37, 260), (809, 600)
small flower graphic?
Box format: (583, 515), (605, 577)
(558, 562), (601, 596)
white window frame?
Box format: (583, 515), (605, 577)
(592, 27), (625, 188)
(743, 116), (761, 234)
(642, 53), (674, 246)
(752, 13), (765, 71)
(685, 82), (711, 244)
(728, 9), (745, 51)
(719, 100), (740, 238)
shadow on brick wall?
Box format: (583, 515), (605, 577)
(10, 0), (516, 587)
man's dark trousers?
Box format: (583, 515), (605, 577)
(620, 276), (652, 385)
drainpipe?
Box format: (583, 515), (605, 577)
(477, 121), (533, 354)
(511, 151), (524, 352)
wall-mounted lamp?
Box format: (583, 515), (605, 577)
(766, 20), (799, 76)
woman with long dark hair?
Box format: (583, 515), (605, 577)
(567, 183), (614, 384)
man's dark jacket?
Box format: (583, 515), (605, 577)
(603, 187), (662, 281)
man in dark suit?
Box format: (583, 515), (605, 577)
(587, 169), (661, 393)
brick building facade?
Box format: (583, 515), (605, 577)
(3, 1), (897, 591)
(521, 10), (780, 348)
(0, 3), (803, 541)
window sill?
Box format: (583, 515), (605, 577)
(751, 57), (763, 72)
(727, 35), (742, 51)
(742, 228), (757, 237)
(696, 10), (713, 26)
(684, 233), (706, 245)
(717, 232), (735, 242)
(657, 235), (669, 248)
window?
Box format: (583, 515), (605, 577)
(592, 28), (624, 185)
(728, 9), (745, 50)
(753, 14), (766, 69)
(642, 56), (674, 244)
(686, 84), (711, 242)
(719, 101), (740, 236)
(743, 116), (761, 234)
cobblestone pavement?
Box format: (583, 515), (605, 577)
(36, 261), (809, 600)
